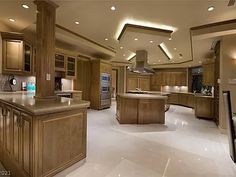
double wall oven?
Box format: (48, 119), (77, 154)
(100, 73), (111, 108)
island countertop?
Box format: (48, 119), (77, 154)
(118, 93), (168, 100)
(0, 92), (90, 116)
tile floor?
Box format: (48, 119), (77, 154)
(56, 102), (236, 177)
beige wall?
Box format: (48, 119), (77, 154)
(219, 34), (236, 131)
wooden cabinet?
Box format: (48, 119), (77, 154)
(0, 100), (87, 177)
(195, 96), (214, 119)
(151, 71), (187, 87)
(72, 92), (82, 100)
(74, 58), (91, 101)
(66, 56), (77, 79)
(90, 59), (112, 110)
(2, 39), (23, 74)
(55, 53), (66, 72)
(202, 60), (215, 86)
(126, 72), (150, 91)
(168, 92), (194, 108)
(2, 33), (33, 75)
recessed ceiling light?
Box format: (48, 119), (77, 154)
(75, 21), (79, 25)
(111, 6), (116, 11)
(22, 4), (29, 9)
(169, 38), (172, 41)
(9, 18), (15, 22)
(174, 48), (177, 50)
(105, 38), (108, 41)
(134, 38), (138, 41)
(120, 46), (123, 49)
(150, 40), (154, 43)
(123, 54), (126, 57)
(158, 60), (161, 62)
(208, 6), (214, 12)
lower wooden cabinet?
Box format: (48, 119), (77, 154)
(0, 101), (87, 177)
(195, 96), (214, 119)
(168, 93), (194, 108)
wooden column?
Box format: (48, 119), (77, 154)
(34, 0), (58, 99)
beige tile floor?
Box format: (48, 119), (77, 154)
(2, 102), (236, 177)
(56, 102), (236, 177)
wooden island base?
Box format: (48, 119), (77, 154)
(0, 93), (90, 177)
(116, 94), (167, 124)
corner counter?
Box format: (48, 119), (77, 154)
(116, 93), (167, 124)
(0, 92), (90, 177)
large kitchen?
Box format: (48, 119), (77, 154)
(0, 0), (236, 177)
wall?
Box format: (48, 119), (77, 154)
(219, 34), (236, 131)
(161, 86), (188, 93)
(0, 74), (35, 91)
(61, 78), (73, 90)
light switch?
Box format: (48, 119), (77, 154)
(46, 74), (51, 81)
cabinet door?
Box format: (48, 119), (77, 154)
(21, 113), (32, 176)
(139, 77), (150, 91)
(12, 109), (21, 163)
(23, 42), (32, 74)
(4, 106), (12, 155)
(66, 56), (77, 79)
(127, 77), (138, 91)
(55, 53), (66, 72)
(3, 39), (23, 74)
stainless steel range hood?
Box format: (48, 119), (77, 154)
(128, 50), (155, 74)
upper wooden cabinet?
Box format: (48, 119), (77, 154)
(126, 72), (150, 91)
(151, 71), (187, 87)
(55, 53), (66, 72)
(66, 56), (77, 79)
(202, 60), (215, 86)
(2, 33), (33, 75)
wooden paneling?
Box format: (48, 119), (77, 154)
(12, 110), (21, 164)
(138, 99), (165, 124)
(35, 0), (57, 99)
(116, 97), (138, 124)
(117, 95), (165, 124)
(74, 58), (91, 101)
(202, 60), (215, 86)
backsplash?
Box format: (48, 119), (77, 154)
(161, 86), (188, 93)
(0, 74), (35, 91)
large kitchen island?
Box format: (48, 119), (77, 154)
(0, 92), (90, 177)
(116, 93), (168, 124)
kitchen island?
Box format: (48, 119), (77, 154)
(116, 93), (167, 124)
(0, 92), (90, 177)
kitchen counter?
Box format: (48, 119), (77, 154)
(117, 93), (166, 124)
(0, 92), (89, 177)
(55, 90), (82, 94)
(119, 93), (168, 100)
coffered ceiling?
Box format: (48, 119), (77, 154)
(0, 0), (236, 68)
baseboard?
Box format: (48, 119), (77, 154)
(218, 125), (227, 134)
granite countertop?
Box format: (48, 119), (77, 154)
(127, 90), (170, 96)
(55, 90), (82, 94)
(0, 92), (90, 116)
(118, 93), (168, 100)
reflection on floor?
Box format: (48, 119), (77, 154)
(55, 103), (235, 176)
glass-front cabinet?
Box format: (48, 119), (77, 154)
(66, 56), (76, 79)
(23, 42), (32, 74)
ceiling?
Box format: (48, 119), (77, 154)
(0, 0), (236, 68)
